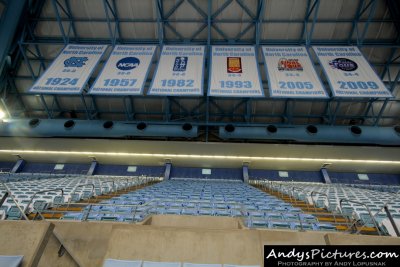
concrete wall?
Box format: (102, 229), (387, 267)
(170, 167), (243, 180)
(143, 215), (243, 229)
(0, 221), (53, 267)
(1, 217), (400, 267)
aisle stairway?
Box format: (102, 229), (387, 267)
(251, 183), (381, 235)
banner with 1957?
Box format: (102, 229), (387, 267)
(90, 45), (156, 95)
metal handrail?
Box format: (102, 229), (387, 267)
(310, 191), (338, 224)
(291, 186), (309, 205)
(354, 188), (400, 236)
(340, 198), (381, 236)
(70, 183), (95, 204)
(0, 182), (30, 220)
(71, 183), (95, 196)
(100, 180), (115, 194)
(24, 188), (64, 214)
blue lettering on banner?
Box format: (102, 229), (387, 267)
(116, 57), (140, 71)
(63, 57), (88, 67)
(173, 57), (188, 71)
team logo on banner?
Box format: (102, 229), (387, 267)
(227, 57), (242, 73)
(116, 57), (140, 71)
(173, 56), (188, 71)
(278, 58), (303, 71)
(329, 58), (358, 71)
(64, 57), (88, 68)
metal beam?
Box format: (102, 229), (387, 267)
(0, 0), (27, 73)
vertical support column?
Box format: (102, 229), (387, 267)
(11, 159), (25, 173)
(164, 162), (172, 180)
(242, 164), (249, 184)
(320, 168), (332, 184)
(87, 160), (98, 176)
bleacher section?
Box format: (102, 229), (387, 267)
(58, 179), (332, 231)
(0, 173), (160, 220)
(253, 180), (400, 236)
(2, 173), (400, 235)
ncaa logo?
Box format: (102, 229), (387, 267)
(116, 57), (140, 71)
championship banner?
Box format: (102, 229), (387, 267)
(313, 46), (392, 98)
(30, 44), (108, 94)
(262, 46), (328, 98)
(148, 45), (205, 96)
(90, 45), (156, 95)
(208, 46), (264, 97)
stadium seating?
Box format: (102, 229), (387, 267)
(259, 180), (400, 233)
(8, 172), (399, 234)
(63, 179), (322, 231)
(0, 173), (155, 220)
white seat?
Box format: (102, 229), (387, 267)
(103, 259), (142, 267)
(0, 255), (24, 267)
(183, 264), (222, 267)
(143, 261), (181, 267)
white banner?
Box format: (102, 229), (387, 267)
(208, 46), (263, 97)
(148, 45), (205, 96)
(262, 46), (328, 98)
(313, 46), (392, 98)
(90, 45), (156, 95)
(30, 44), (108, 94)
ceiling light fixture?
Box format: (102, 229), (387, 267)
(0, 149), (399, 165)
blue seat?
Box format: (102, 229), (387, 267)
(143, 261), (181, 267)
(6, 206), (22, 220)
(165, 208), (181, 215)
(299, 214), (318, 223)
(315, 223), (337, 231)
(290, 222), (314, 231)
(63, 212), (83, 220)
(214, 210), (230, 216)
(103, 259), (142, 267)
(250, 219), (268, 227)
(0, 255), (24, 267)
(183, 264), (222, 267)
(182, 209), (198, 215)
(33, 200), (48, 211)
(199, 209), (213, 216)
(53, 196), (64, 206)
(265, 213), (283, 221)
(70, 193), (81, 202)
(269, 221), (291, 229)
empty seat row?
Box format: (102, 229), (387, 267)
(65, 179), (320, 231)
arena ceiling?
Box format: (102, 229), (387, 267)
(0, 0), (399, 143)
